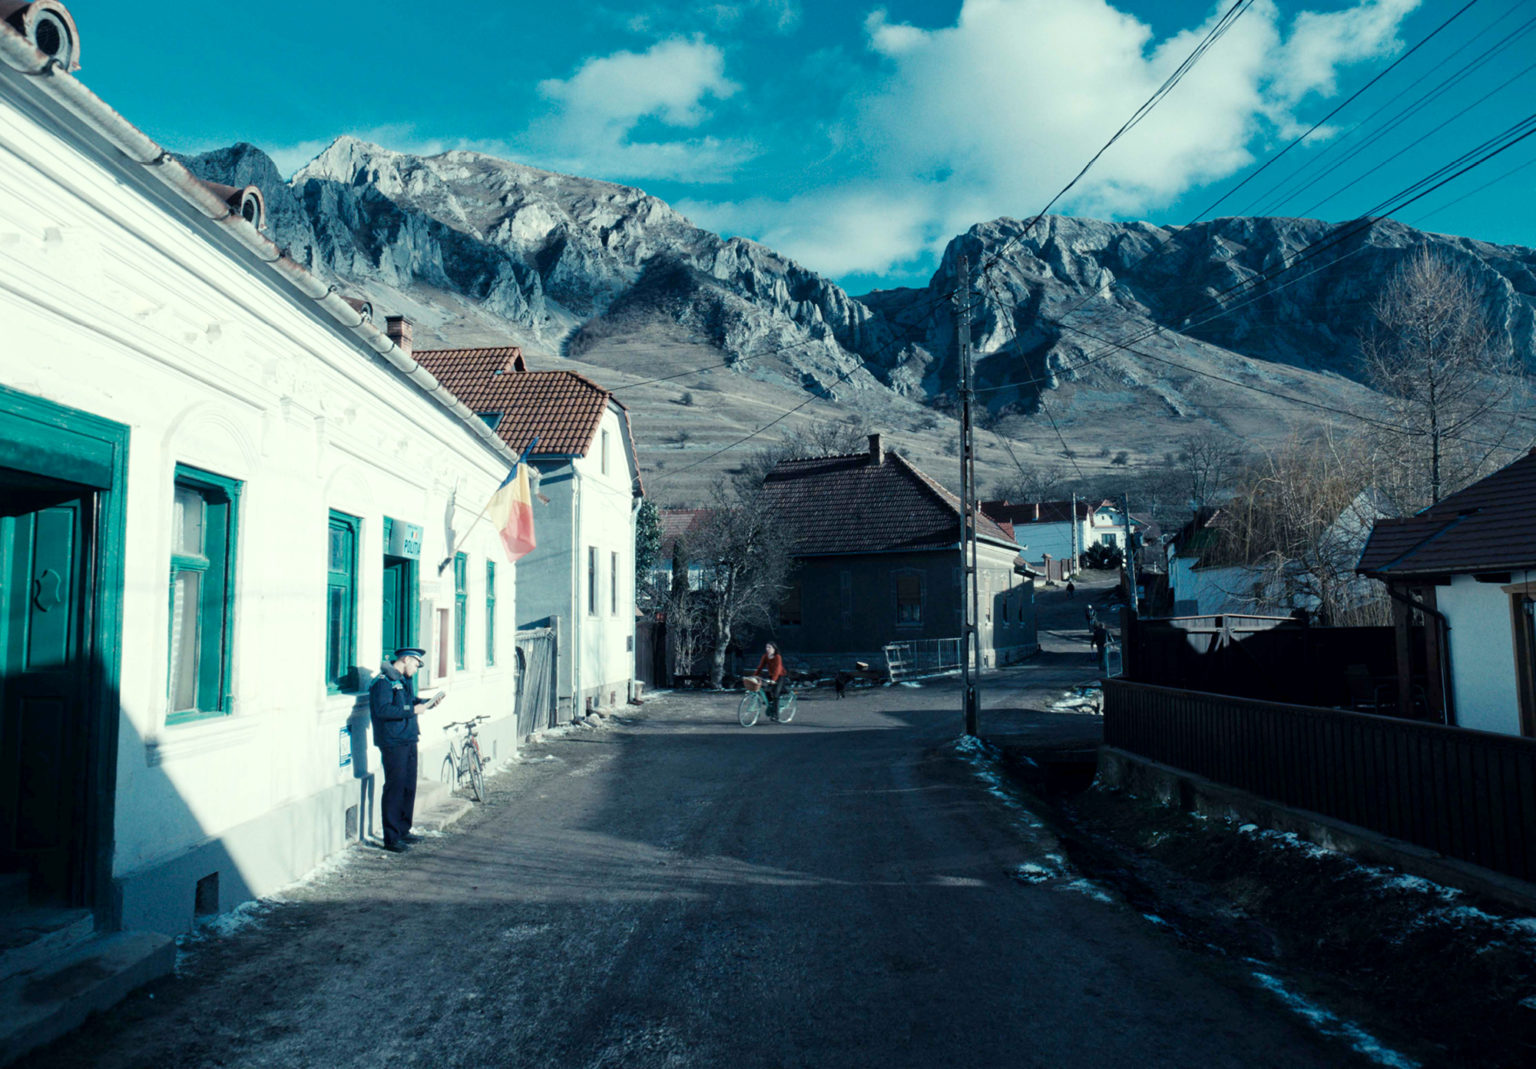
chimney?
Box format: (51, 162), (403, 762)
(385, 315), (413, 359)
(868, 433), (883, 465)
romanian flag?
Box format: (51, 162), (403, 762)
(488, 442), (537, 562)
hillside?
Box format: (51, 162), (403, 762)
(182, 140), (1536, 503)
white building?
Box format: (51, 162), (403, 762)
(415, 347), (643, 718)
(0, 4), (521, 951)
(1358, 451), (1536, 737)
(982, 497), (1142, 568)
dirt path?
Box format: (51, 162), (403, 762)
(24, 678), (1363, 1068)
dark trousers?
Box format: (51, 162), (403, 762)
(766, 677), (786, 717)
(379, 743), (418, 845)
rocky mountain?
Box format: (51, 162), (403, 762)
(182, 138), (1536, 496)
(184, 138), (890, 401)
(863, 215), (1536, 418)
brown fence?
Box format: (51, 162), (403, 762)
(1122, 611), (1411, 711)
(1103, 679), (1536, 884)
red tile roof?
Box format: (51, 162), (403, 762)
(761, 449), (1017, 557)
(1357, 450), (1536, 576)
(413, 347), (624, 460)
(981, 499), (1093, 525)
(658, 508), (713, 559)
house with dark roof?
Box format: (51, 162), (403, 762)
(414, 345), (643, 719)
(1357, 449), (1536, 737)
(753, 436), (1037, 671)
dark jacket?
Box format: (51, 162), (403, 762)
(370, 661), (425, 748)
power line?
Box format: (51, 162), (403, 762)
(982, 0), (1261, 271)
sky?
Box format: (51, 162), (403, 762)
(66, 0), (1536, 293)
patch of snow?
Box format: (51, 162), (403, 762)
(1238, 823), (1259, 834)
(1520, 995), (1536, 1011)
(1142, 913), (1170, 927)
(1252, 971), (1419, 1069)
(1011, 862), (1057, 885)
(1059, 878), (1115, 904)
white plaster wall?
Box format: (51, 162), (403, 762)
(570, 406), (638, 709)
(0, 78), (518, 924)
(1439, 576), (1521, 736)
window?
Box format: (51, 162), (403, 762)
(326, 511), (360, 692)
(1512, 591), (1536, 737)
(601, 429), (610, 475)
(168, 465), (240, 722)
(896, 573), (923, 625)
(454, 552), (468, 671)
(781, 579), (803, 626)
(611, 550), (619, 615)
(588, 546), (598, 615)
(1101, 533), (1118, 547)
(486, 560), (497, 667)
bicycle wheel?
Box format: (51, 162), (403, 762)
(464, 744), (486, 803)
(778, 689), (797, 724)
(440, 755), (456, 788)
(738, 691), (761, 727)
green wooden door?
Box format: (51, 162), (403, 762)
(382, 555), (417, 661)
(0, 476), (91, 905)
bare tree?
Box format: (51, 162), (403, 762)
(690, 490), (795, 688)
(661, 541), (708, 682)
(1215, 433), (1390, 625)
(988, 460), (1068, 502)
(795, 418), (871, 458)
(1171, 430), (1244, 515)
(1361, 248), (1525, 508)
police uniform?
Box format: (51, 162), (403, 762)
(370, 647), (430, 851)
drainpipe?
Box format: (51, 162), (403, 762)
(0, 17), (518, 468)
(1385, 584), (1455, 725)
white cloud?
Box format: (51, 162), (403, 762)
(530, 36), (753, 182)
(685, 0), (1420, 278)
(1269, 0), (1418, 102)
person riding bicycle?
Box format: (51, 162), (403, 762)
(752, 641), (788, 721)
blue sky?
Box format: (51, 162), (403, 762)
(68, 0), (1536, 293)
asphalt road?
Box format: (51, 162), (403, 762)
(31, 639), (1367, 1068)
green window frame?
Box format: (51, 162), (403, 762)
(326, 511), (360, 692)
(454, 552), (468, 671)
(486, 560), (497, 667)
(167, 464), (240, 723)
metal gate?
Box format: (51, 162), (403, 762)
(515, 624), (558, 737)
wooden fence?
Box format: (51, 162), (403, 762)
(1103, 679), (1536, 884)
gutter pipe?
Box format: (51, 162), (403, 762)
(0, 21), (519, 467)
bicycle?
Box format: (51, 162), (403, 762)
(441, 715), (490, 802)
(738, 675), (796, 727)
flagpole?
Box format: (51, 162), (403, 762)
(437, 437), (537, 574)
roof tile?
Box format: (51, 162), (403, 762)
(761, 450), (1015, 556)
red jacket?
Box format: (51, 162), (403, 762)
(755, 652), (786, 682)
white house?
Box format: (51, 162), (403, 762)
(414, 347), (642, 718)
(0, 0), (522, 966)
(1358, 450), (1536, 737)
(1169, 493), (1391, 622)
(982, 498), (1142, 569)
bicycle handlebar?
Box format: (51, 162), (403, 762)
(441, 715), (491, 730)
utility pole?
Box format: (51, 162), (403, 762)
(1070, 491), (1079, 574)
(1123, 491), (1138, 613)
(957, 255), (980, 737)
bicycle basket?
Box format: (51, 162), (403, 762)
(741, 676), (763, 692)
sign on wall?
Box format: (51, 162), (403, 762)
(384, 516), (423, 559)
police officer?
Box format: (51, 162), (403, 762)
(370, 647), (442, 853)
